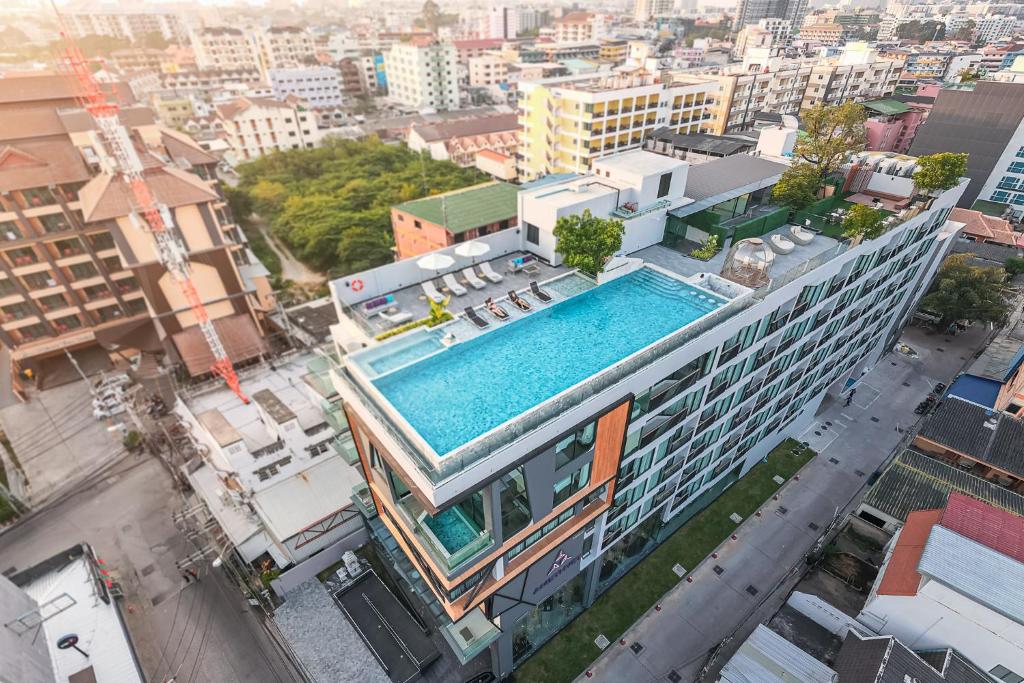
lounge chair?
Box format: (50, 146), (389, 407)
(462, 267), (486, 289)
(770, 234), (796, 255)
(789, 225), (814, 245)
(442, 273), (467, 296)
(509, 290), (531, 312)
(529, 281), (552, 303)
(421, 280), (445, 303)
(479, 262), (503, 284)
(380, 309), (413, 325)
(484, 297), (510, 321)
(464, 307), (489, 329)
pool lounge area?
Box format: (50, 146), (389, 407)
(348, 266), (729, 458)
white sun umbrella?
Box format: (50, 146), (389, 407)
(454, 240), (491, 264)
(417, 252), (455, 278)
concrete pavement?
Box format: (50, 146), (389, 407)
(0, 454), (301, 683)
(578, 324), (989, 683)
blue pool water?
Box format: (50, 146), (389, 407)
(372, 268), (725, 455)
(424, 508), (480, 554)
(362, 330), (445, 376)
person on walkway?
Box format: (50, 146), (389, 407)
(186, 567), (199, 582)
(181, 571), (192, 584)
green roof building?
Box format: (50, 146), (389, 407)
(391, 181), (519, 258)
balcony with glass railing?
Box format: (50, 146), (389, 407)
(397, 495), (493, 574)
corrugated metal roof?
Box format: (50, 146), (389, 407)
(941, 491), (1024, 563)
(681, 154), (789, 203)
(862, 450), (1024, 523)
(945, 374), (1001, 408)
(918, 525), (1024, 625)
(719, 624), (838, 683)
(394, 181), (518, 234)
(877, 508), (943, 596)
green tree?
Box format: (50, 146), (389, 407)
(951, 20), (976, 42)
(552, 209), (624, 276)
(1004, 256), (1024, 276)
(690, 234), (720, 260)
(913, 153), (968, 194)
(956, 68), (982, 82)
(896, 20), (945, 41)
(922, 253), (1011, 325)
(772, 162), (821, 210)
(337, 226), (394, 274)
(842, 204), (885, 241)
(421, 0), (441, 33)
(795, 103), (867, 180)
(248, 179), (289, 216)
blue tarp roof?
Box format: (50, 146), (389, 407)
(946, 374), (1002, 409)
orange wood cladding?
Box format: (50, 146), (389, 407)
(343, 396), (634, 620)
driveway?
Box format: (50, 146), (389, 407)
(578, 323), (989, 682)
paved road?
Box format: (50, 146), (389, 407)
(0, 454), (302, 683)
(251, 215), (324, 285)
(579, 324), (990, 683)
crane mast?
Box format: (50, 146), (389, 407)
(51, 8), (248, 403)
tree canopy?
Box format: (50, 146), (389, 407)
(552, 210), (624, 276)
(772, 162), (821, 210)
(950, 20), (976, 42)
(921, 253), (1010, 325)
(232, 138), (487, 276)
(795, 103), (867, 179)
(842, 205), (885, 241)
(913, 153), (968, 194)
(896, 20), (946, 42)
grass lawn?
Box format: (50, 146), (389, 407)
(801, 200), (894, 239)
(511, 438), (816, 683)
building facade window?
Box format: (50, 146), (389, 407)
(526, 223), (540, 245)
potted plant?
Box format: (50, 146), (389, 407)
(689, 234), (720, 261)
(553, 209), (625, 277)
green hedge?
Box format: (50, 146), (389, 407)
(792, 193), (841, 226)
(732, 206), (791, 241)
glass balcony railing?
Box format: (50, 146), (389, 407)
(331, 432), (360, 465)
(351, 481), (377, 519)
(440, 609), (501, 665)
(398, 497), (493, 573)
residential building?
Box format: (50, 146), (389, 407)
(337, 57), (369, 96)
(517, 70), (719, 180)
(269, 66), (344, 108)
(976, 15), (1018, 44)
(256, 26), (317, 73)
(390, 181), (518, 258)
(488, 8), (519, 40)
(634, 0), (674, 21)
(553, 12), (604, 44)
(709, 45), (903, 135)
(190, 27), (260, 72)
(3, 543), (145, 682)
(330, 148), (966, 676)
(407, 113), (518, 167)
(834, 631), (992, 683)
(386, 39), (461, 111)
(178, 352), (365, 578)
(798, 23), (845, 46)
(454, 39), (507, 66)
(150, 93), (195, 129)
(949, 207), (1022, 246)
(106, 47), (169, 73)
(159, 68), (263, 96)
(475, 149), (517, 181)
(734, 0), (810, 33)
(859, 493), (1024, 679)
(719, 624), (838, 682)
(863, 99), (928, 153)
(215, 96), (323, 161)
(0, 76), (270, 385)
(734, 20), (789, 58)
(599, 39), (629, 63)
(893, 52), (954, 85)
(857, 448), (1024, 532)
(63, 8), (187, 43)
(468, 54), (509, 87)
(910, 81), (1024, 213)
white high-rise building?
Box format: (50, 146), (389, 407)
(488, 7), (520, 40)
(385, 40), (461, 111)
(634, 0), (675, 21)
(733, 0), (810, 33)
(268, 66), (343, 108)
(190, 26), (261, 72)
(256, 26), (318, 72)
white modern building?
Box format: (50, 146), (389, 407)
(269, 66), (343, 108)
(859, 492), (1024, 682)
(256, 26), (318, 73)
(634, 0), (675, 21)
(386, 39), (461, 111)
(178, 353), (365, 575)
(734, 0), (810, 33)
(63, 8), (187, 43)
(190, 26), (260, 72)
(327, 146), (966, 676)
(215, 96), (323, 162)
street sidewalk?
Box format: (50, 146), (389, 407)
(579, 324), (988, 683)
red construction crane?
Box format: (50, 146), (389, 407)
(50, 6), (248, 403)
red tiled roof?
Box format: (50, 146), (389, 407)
(556, 11), (594, 23)
(941, 491), (1024, 563)
(173, 313), (266, 377)
(877, 508), (943, 596)
(476, 149), (511, 163)
(949, 208), (1023, 247)
(453, 39), (506, 50)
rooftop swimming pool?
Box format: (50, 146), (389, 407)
(368, 267), (726, 456)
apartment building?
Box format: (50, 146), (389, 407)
(159, 68), (263, 96)
(710, 46), (902, 135)
(553, 12), (604, 44)
(63, 8), (187, 43)
(190, 27), (260, 72)
(733, 22), (784, 59)
(734, 0), (810, 32)
(0, 76), (270, 384)
(268, 66), (343, 108)
(256, 26), (317, 73)
(329, 148), (965, 677)
(215, 96), (323, 161)
(910, 81), (1024, 213)
(106, 48), (168, 73)
(975, 14), (1018, 43)
(863, 99), (929, 154)
(798, 22), (845, 46)
(468, 54), (509, 87)
(386, 39), (461, 111)
(517, 70), (719, 180)
(407, 113), (519, 168)
(860, 493), (1024, 679)
(634, 0), (674, 21)
(179, 353), (365, 580)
